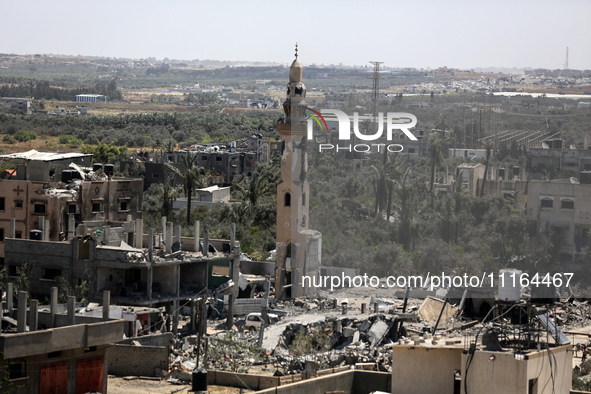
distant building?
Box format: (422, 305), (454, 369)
(526, 179), (591, 263)
(448, 148), (487, 159)
(75, 94), (107, 103)
(1, 97), (32, 114)
(172, 185), (231, 211)
(125, 149), (258, 191)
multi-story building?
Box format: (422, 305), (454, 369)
(0, 150), (143, 262)
(526, 179), (591, 263)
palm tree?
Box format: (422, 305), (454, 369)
(437, 112), (448, 139)
(234, 162), (280, 206)
(395, 167), (419, 251)
(371, 151), (401, 219)
(479, 142), (494, 197)
(429, 135), (444, 193)
(161, 174), (179, 219)
(166, 152), (205, 225)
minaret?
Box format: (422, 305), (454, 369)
(275, 45), (315, 298)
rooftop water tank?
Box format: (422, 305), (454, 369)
(498, 269), (522, 302)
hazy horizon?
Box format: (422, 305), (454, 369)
(2, 0), (590, 70)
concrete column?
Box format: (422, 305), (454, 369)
(44, 219), (50, 241)
(17, 291), (27, 333)
(190, 299), (197, 332)
(103, 290), (110, 321)
(173, 262), (181, 334)
(6, 283), (13, 317)
(230, 223), (236, 249)
(361, 303), (367, 314)
(203, 228), (209, 257)
(103, 226), (110, 246)
(161, 216), (167, 245)
(50, 287), (58, 327)
(147, 265), (153, 304)
(29, 299), (38, 331)
(166, 222), (173, 254)
(78, 223), (86, 237)
(174, 225), (181, 250)
(148, 229), (154, 262)
(294, 268), (301, 298)
(9, 218), (15, 238)
(226, 294), (234, 330)
(68, 214), (75, 239)
(39, 216), (45, 230)
(172, 299), (178, 335)
(67, 296), (76, 325)
(194, 220), (200, 253)
(135, 219), (143, 248)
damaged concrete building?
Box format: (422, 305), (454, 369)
(0, 150), (143, 263)
(4, 222), (241, 323)
(275, 51), (322, 299)
(0, 287), (124, 394)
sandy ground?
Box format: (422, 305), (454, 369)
(108, 376), (254, 393)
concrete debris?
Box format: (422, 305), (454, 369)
(418, 296), (458, 326)
(126, 290), (591, 389)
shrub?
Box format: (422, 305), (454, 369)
(13, 130), (37, 142)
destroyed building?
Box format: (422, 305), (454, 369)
(4, 222), (241, 318)
(124, 139), (271, 191)
(0, 150), (143, 263)
(275, 51), (322, 299)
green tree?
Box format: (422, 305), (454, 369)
(479, 142), (494, 197)
(429, 135), (444, 193)
(166, 152), (206, 225)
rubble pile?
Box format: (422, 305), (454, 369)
(270, 313), (419, 374)
(548, 300), (591, 330)
(167, 330), (269, 376)
(207, 331), (269, 372)
(156, 294), (591, 388)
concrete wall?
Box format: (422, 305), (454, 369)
(152, 265), (178, 296)
(240, 260), (275, 276)
(392, 346), (463, 394)
(118, 332), (172, 347)
(107, 344), (168, 377)
(256, 370), (391, 394)
(525, 345), (572, 394)
(0, 320), (124, 359)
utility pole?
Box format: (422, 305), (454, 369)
(369, 61), (384, 123)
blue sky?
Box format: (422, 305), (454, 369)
(2, 0), (590, 69)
